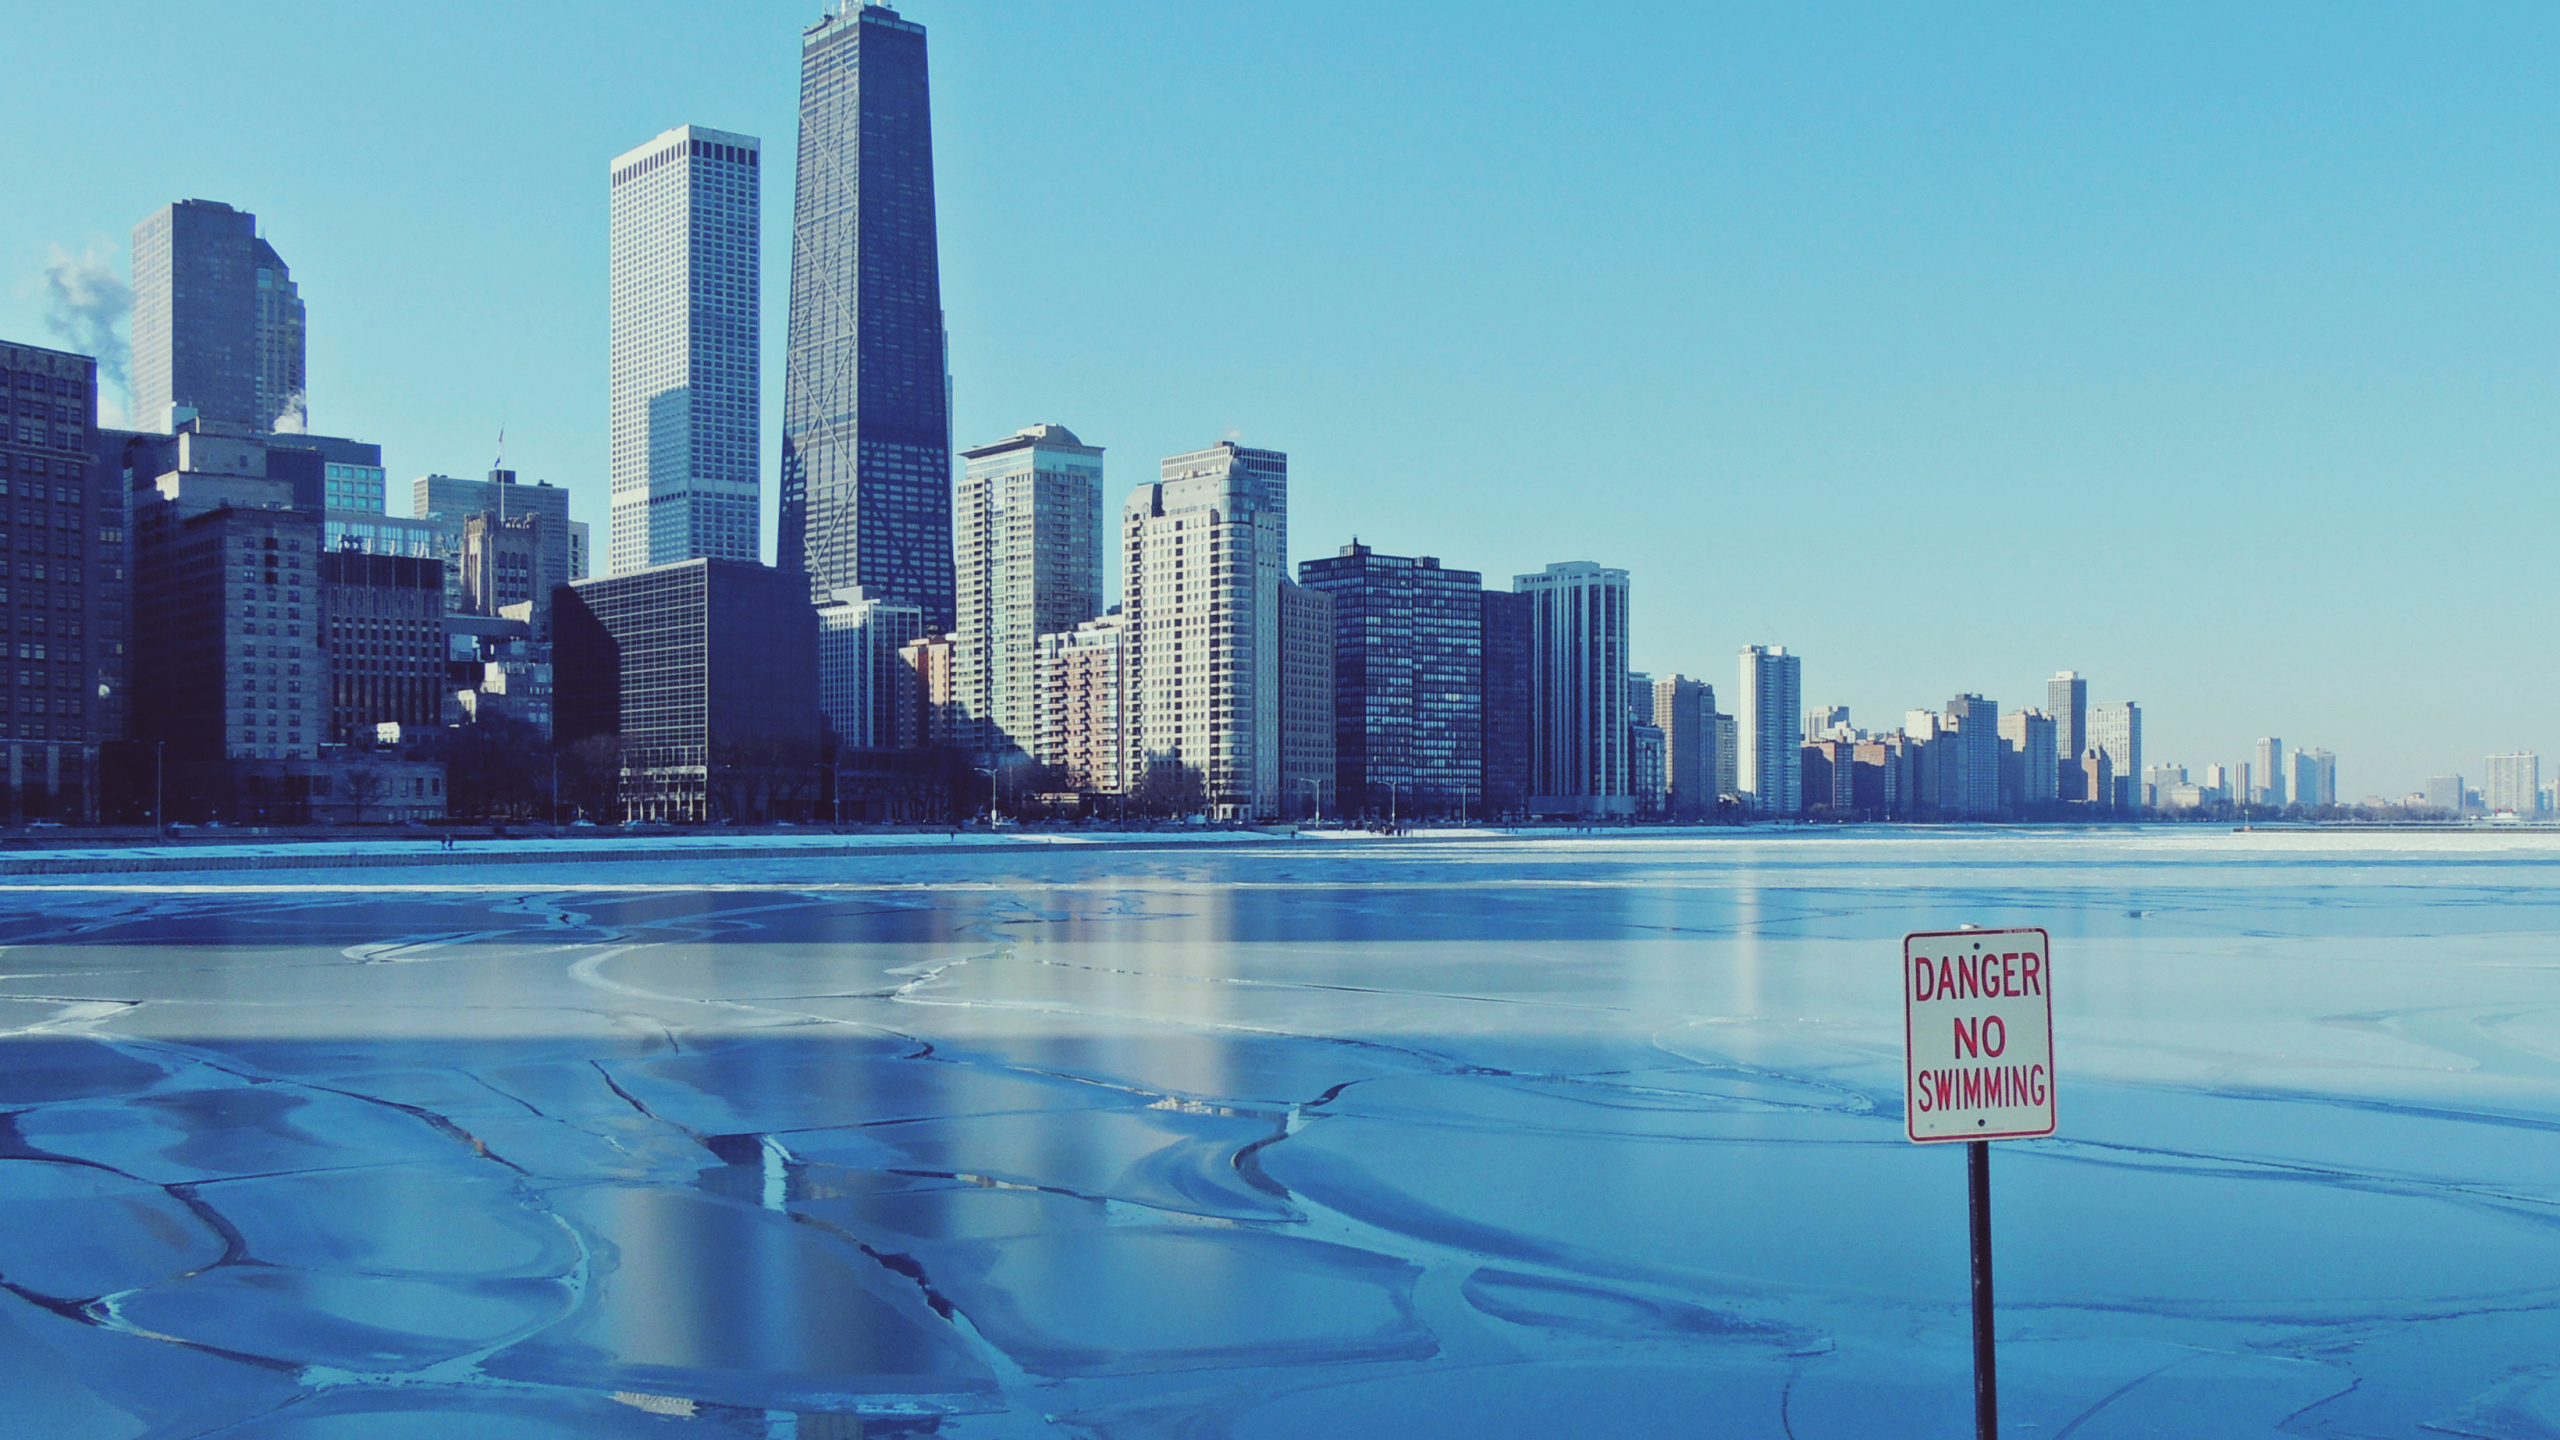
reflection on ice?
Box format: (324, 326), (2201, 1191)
(484, 1184), (994, 1414)
(8, 829), (2560, 1433)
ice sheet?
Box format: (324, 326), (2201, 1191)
(5, 828), (2560, 1434)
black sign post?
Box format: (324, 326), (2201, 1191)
(1969, 1137), (1997, 1440)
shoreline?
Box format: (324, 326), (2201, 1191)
(0, 819), (2542, 878)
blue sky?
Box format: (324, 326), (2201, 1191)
(6, 1), (2555, 797)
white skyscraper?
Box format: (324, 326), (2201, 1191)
(1122, 443), (1289, 819)
(2092, 701), (2142, 809)
(2255, 737), (2286, 806)
(1739, 645), (1804, 816)
(2487, 752), (2541, 815)
(607, 125), (761, 575)
(1515, 562), (1634, 817)
(956, 425), (1105, 761)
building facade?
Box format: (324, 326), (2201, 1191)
(2292, 747), (2338, 809)
(1297, 542), (1485, 819)
(554, 559), (820, 822)
(954, 424), (1104, 759)
(2, 343), (123, 819)
(130, 200), (304, 433)
(1516, 562), (1632, 817)
(461, 512), (542, 619)
(1738, 644), (1803, 816)
(1478, 589), (1533, 820)
(1122, 443), (1289, 819)
(816, 584), (926, 751)
(1997, 708), (2059, 807)
(413, 471), (575, 623)
(2487, 752), (2541, 816)
(898, 632), (962, 750)
(1035, 615), (1125, 796)
(1632, 723), (1666, 814)
(2256, 736), (2286, 806)
(780, 4), (953, 628)
(608, 126), (761, 575)
(1278, 579), (1337, 821)
(2047, 671), (2087, 801)
(132, 454), (322, 763)
(1649, 675), (1713, 819)
(2091, 701), (2143, 810)
(1943, 694), (2001, 819)
(319, 551), (444, 744)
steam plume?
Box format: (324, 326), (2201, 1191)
(39, 242), (132, 424)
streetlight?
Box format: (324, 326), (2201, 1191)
(1297, 775), (1323, 825)
(972, 766), (998, 826)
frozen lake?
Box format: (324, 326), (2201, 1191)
(5, 827), (2560, 1438)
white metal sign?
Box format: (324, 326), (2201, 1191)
(1904, 927), (2056, 1143)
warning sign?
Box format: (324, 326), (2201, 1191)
(1904, 927), (2055, 1143)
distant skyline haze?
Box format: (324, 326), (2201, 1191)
(5, 0), (2552, 795)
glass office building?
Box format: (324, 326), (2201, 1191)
(780, 3), (954, 630)
(130, 199), (305, 433)
(555, 559), (820, 823)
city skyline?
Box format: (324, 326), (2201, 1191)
(6, 2), (2556, 794)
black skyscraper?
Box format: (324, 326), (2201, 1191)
(780, 3), (954, 631)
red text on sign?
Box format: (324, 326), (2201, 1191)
(1910, 1063), (2049, 1112)
(1911, 951), (2043, 1003)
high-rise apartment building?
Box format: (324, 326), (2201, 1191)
(2425, 774), (2465, 813)
(1517, 563), (1632, 817)
(556, 559), (820, 822)
(1943, 694), (2001, 819)
(1651, 675), (1714, 819)
(816, 585), (925, 751)
(1804, 705), (1851, 743)
(954, 425), (1103, 759)
(607, 126), (761, 575)
(2092, 701), (2142, 810)
(1478, 590), (1534, 819)
(1122, 444), (1288, 818)
(1738, 644), (1803, 816)
(2256, 737), (2286, 806)
(1997, 708), (2059, 807)
(1035, 615), (1125, 796)
(1297, 542), (1486, 819)
(1279, 580), (1337, 821)
(899, 632), (962, 749)
(780, 3), (953, 628)
(130, 200), (305, 433)
(2047, 671), (2087, 801)
(2487, 752), (2541, 815)
(1633, 722), (1667, 813)
(1712, 710), (1740, 802)
(2291, 747), (2337, 809)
